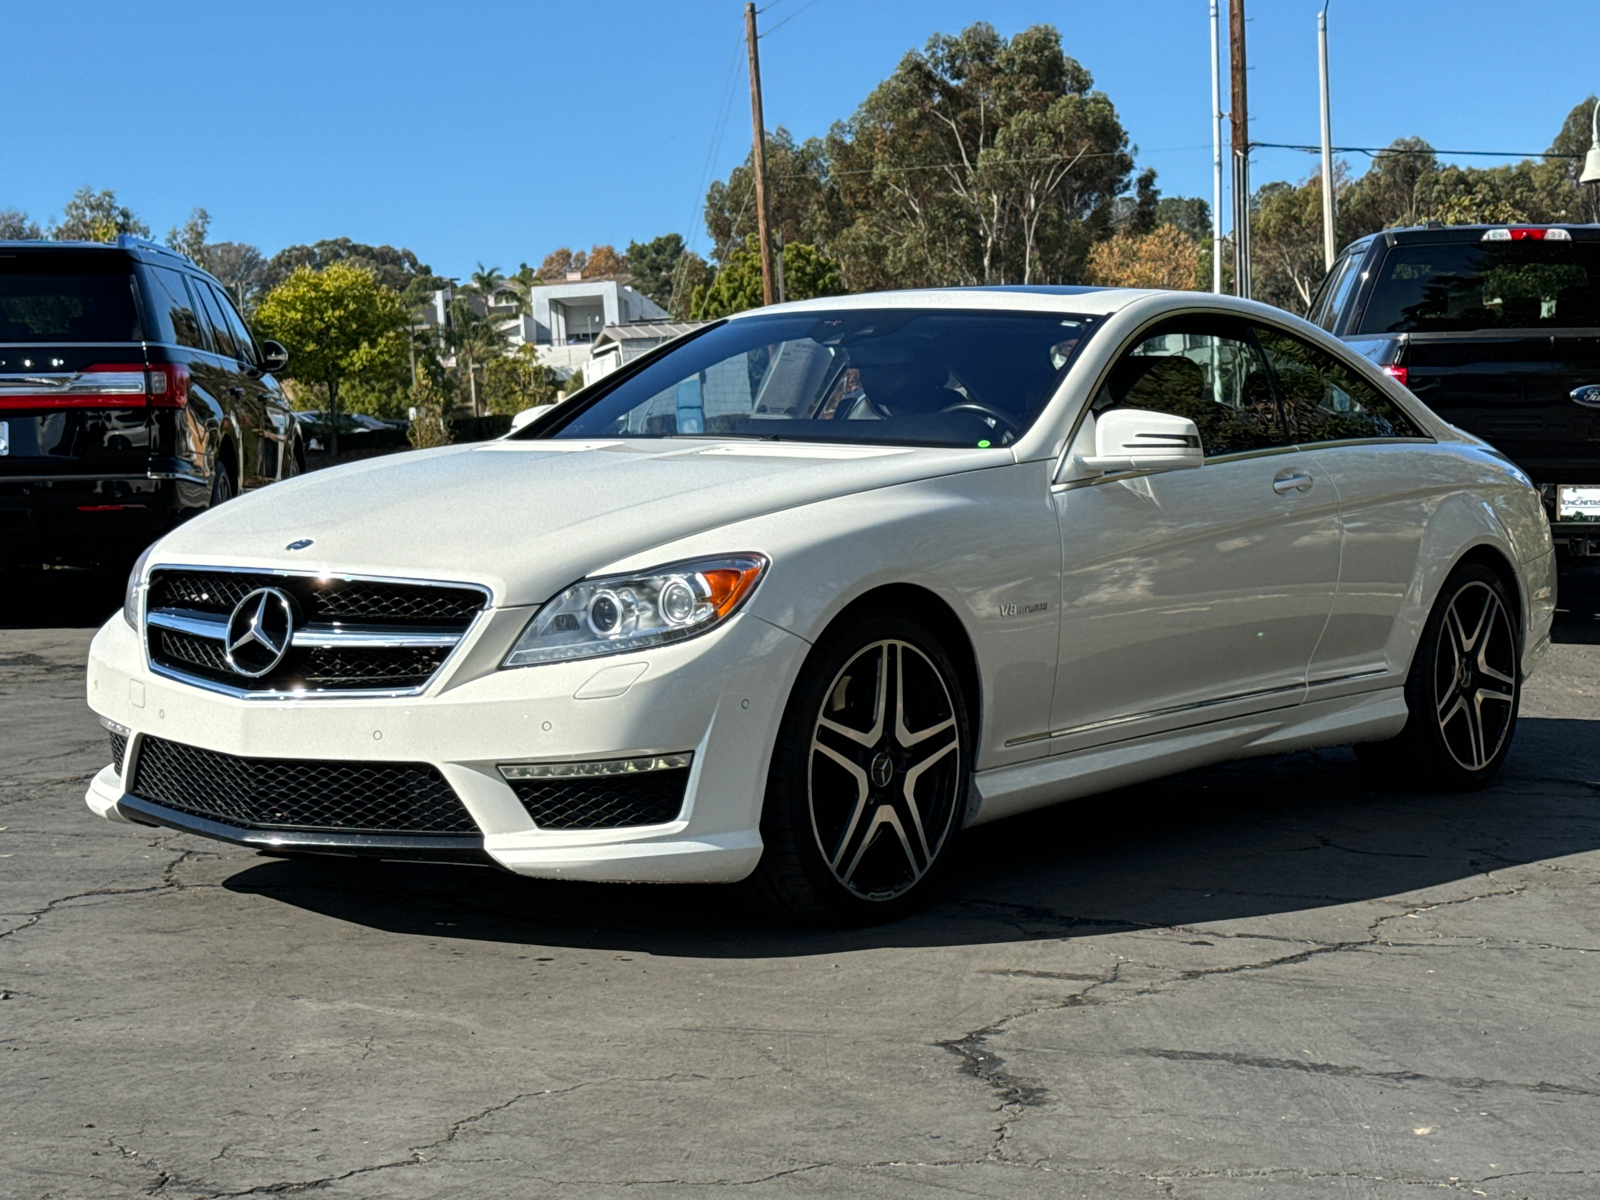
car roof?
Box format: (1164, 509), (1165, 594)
(727, 285), (1164, 320)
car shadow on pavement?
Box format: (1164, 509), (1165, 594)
(222, 714), (1600, 957)
(0, 564), (124, 630)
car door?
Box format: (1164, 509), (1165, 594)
(189, 277), (266, 488)
(1047, 316), (1343, 753)
(1252, 321), (1440, 689)
(207, 281), (293, 482)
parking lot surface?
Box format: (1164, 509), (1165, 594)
(2, 565), (1597, 1200)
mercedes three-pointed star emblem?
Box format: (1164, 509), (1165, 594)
(224, 587), (297, 678)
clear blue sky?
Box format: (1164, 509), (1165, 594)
(8, 0), (1594, 280)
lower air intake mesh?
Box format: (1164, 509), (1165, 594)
(130, 736), (477, 834)
(508, 768), (690, 830)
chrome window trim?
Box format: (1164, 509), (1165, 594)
(141, 563), (492, 701)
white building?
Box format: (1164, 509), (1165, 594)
(585, 321), (711, 383)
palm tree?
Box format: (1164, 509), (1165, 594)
(469, 262), (505, 296)
(447, 297), (506, 418)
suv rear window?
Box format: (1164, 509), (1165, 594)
(1359, 239), (1600, 333)
(0, 251), (140, 342)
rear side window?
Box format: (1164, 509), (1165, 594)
(142, 265), (208, 349)
(191, 279), (238, 358)
(206, 282), (256, 364)
(0, 251), (140, 342)
(1359, 238), (1600, 333)
(1254, 325), (1426, 443)
(1313, 251), (1362, 332)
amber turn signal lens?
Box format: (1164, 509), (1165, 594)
(701, 563), (764, 617)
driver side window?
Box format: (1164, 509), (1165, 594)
(1095, 320), (1288, 458)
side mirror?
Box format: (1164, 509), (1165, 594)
(1078, 407), (1204, 475)
(509, 407), (540, 433)
(259, 339), (290, 374)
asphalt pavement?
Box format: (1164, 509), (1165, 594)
(2, 563), (1597, 1199)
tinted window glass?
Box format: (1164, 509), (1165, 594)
(1255, 325), (1426, 443)
(1093, 320), (1286, 457)
(0, 252), (139, 342)
(208, 283), (256, 364)
(142, 265), (207, 349)
(1359, 239), (1600, 333)
(548, 309), (1096, 448)
(191, 280), (237, 357)
(1315, 251), (1362, 332)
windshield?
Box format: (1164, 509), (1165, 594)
(542, 308), (1096, 448)
(1359, 239), (1600, 333)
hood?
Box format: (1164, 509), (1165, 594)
(152, 438), (1009, 606)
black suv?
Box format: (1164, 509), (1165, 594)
(1309, 223), (1600, 561)
(0, 235), (299, 566)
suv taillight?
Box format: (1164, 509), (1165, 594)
(0, 363), (189, 410)
(1383, 365), (1409, 387)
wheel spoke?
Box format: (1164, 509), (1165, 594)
(812, 740), (871, 871)
(814, 719), (874, 761)
(839, 805), (920, 889)
(901, 739), (957, 863)
(1461, 693), (1486, 769)
(901, 722), (958, 773)
(1475, 686), (1515, 707)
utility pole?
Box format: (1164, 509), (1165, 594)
(1318, 1), (1336, 271)
(1210, 0), (1223, 294)
(1229, 0), (1251, 299)
(744, 2), (776, 307)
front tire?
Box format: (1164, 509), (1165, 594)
(749, 613), (971, 924)
(1356, 562), (1521, 790)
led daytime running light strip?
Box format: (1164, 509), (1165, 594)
(498, 754), (692, 781)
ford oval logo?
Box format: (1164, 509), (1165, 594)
(1572, 385), (1600, 408)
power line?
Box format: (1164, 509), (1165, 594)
(1253, 140), (1582, 160)
(761, 0), (820, 37)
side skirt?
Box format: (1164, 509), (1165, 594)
(967, 686), (1407, 827)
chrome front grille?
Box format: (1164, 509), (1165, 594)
(143, 567), (488, 697)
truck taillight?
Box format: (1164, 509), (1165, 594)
(1383, 365), (1409, 387)
(1481, 227), (1571, 242)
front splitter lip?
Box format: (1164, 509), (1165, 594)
(114, 793), (495, 865)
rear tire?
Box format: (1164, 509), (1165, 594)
(208, 459), (234, 509)
(747, 612), (971, 925)
(1355, 562), (1520, 791)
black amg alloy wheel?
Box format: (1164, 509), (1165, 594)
(752, 613), (969, 923)
(1358, 562), (1521, 790)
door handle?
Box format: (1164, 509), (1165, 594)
(1272, 471), (1314, 494)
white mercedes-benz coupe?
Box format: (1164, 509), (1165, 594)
(85, 287), (1556, 922)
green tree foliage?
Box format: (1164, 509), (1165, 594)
(691, 236), (844, 318)
(703, 128), (843, 265)
(822, 23), (1137, 288)
(626, 233), (686, 308)
(670, 252), (715, 319)
(407, 367), (453, 450)
(166, 207), (211, 266)
(260, 239), (444, 299)
(445, 297), (507, 417)
(50, 187), (149, 242)
(1153, 196), (1211, 241)
(469, 262), (505, 295)
(254, 264), (410, 456)
(0, 208), (42, 240)
(206, 243), (268, 315)
(482, 344), (562, 415)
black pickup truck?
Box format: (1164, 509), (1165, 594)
(1309, 224), (1600, 562)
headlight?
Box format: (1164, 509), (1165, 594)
(122, 544), (155, 631)
(502, 554), (767, 668)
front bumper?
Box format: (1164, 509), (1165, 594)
(85, 606), (812, 883)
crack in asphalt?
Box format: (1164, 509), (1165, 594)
(1125, 1047), (1600, 1099)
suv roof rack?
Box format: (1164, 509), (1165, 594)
(115, 233), (197, 267)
